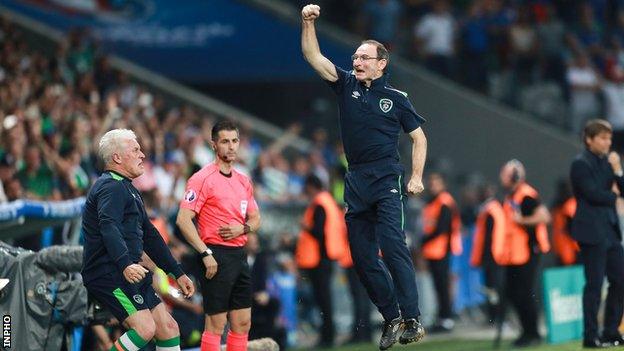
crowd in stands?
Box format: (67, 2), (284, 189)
(289, 0), (624, 142)
(0, 15), (346, 350)
(0, 17), (346, 208)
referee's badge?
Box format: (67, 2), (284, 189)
(241, 200), (248, 216)
(184, 189), (196, 203)
(379, 98), (393, 113)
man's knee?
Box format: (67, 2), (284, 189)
(128, 312), (156, 341)
(206, 313), (228, 334)
(158, 313), (180, 335)
(233, 316), (251, 333)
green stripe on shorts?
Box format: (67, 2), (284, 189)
(113, 288), (138, 315)
(398, 175), (404, 230)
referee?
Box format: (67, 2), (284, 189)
(302, 4), (427, 350)
(82, 129), (194, 351)
(176, 120), (261, 351)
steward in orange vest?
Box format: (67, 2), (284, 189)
(471, 195), (506, 268)
(421, 173), (461, 331)
(470, 184), (506, 324)
(295, 175), (347, 347)
(296, 189), (348, 270)
(552, 197), (578, 265)
(499, 160), (551, 347)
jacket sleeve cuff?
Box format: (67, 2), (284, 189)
(169, 264), (185, 279)
(115, 255), (133, 273)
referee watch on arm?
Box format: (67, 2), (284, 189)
(200, 248), (213, 257)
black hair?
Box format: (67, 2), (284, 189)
(211, 120), (239, 141)
(304, 174), (324, 190)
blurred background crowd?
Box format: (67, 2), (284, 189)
(289, 0), (624, 141)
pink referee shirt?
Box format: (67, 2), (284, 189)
(180, 163), (258, 247)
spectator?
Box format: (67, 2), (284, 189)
(16, 145), (61, 200)
(509, 5), (538, 88)
(414, 0), (457, 78)
(566, 52), (601, 133)
(602, 46), (624, 153)
(536, 4), (566, 85)
(460, 1), (489, 92)
(362, 0), (402, 49)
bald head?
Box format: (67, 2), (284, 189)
(500, 159), (525, 189)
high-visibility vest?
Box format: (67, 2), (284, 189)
(421, 191), (462, 260)
(470, 199), (506, 266)
(296, 191), (348, 269)
(552, 197), (579, 265)
(500, 183), (550, 266)
(338, 243), (354, 268)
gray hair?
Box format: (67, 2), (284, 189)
(98, 129), (137, 165)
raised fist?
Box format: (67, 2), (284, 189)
(302, 4), (320, 21)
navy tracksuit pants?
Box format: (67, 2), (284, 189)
(344, 160), (421, 321)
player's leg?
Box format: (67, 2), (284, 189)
(374, 172), (420, 320)
(227, 308), (252, 351)
(85, 273), (155, 351)
(226, 248), (253, 351)
(151, 302), (182, 350)
(198, 247), (238, 351)
(344, 170), (399, 321)
(201, 312), (228, 351)
(374, 169), (424, 346)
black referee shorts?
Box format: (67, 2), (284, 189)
(198, 245), (252, 315)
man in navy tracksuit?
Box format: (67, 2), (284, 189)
(301, 5), (427, 350)
(82, 129), (194, 351)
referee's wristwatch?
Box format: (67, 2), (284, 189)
(200, 248), (213, 258)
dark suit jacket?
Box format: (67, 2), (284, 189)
(570, 150), (624, 244)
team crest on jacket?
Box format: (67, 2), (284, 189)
(379, 98), (393, 113)
(184, 190), (196, 203)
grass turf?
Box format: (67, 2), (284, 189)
(298, 339), (584, 351)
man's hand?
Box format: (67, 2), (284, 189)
(123, 264), (149, 284)
(218, 224), (245, 240)
(407, 176), (424, 195)
(176, 274), (195, 298)
(202, 255), (218, 279)
(609, 151), (623, 175)
(302, 4), (320, 22)
(254, 291), (270, 306)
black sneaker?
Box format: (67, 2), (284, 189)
(512, 334), (541, 348)
(399, 318), (425, 345)
(602, 333), (624, 346)
(379, 316), (402, 350)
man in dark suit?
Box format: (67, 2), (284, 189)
(571, 119), (624, 349)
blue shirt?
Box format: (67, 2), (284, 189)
(326, 66), (425, 165)
(81, 171), (183, 283)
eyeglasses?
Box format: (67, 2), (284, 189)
(351, 54), (382, 61)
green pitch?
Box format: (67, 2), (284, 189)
(298, 339), (584, 351)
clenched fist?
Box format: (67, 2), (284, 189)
(407, 176), (424, 195)
(609, 151), (623, 174)
(302, 4), (320, 21)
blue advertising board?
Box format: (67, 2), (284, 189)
(2, 0), (352, 83)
